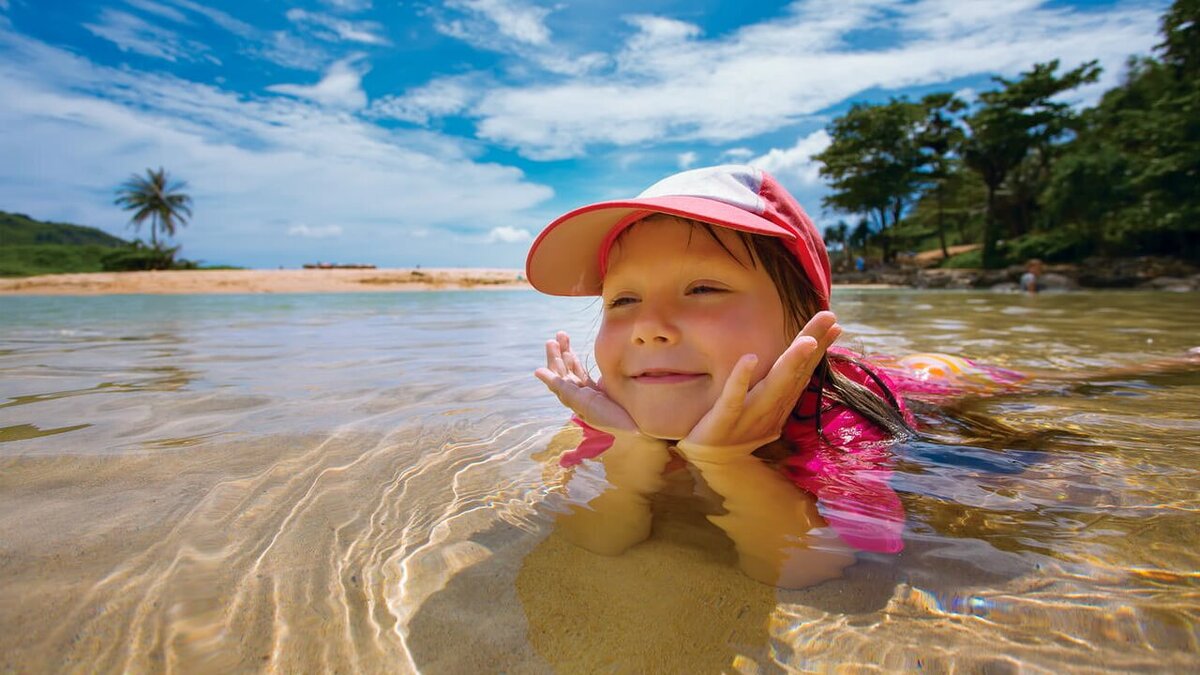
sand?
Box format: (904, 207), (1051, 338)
(0, 268), (531, 295)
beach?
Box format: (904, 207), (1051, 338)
(0, 268), (530, 295)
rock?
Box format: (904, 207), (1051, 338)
(1038, 272), (1078, 290)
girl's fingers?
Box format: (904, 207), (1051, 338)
(751, 320), (837, 410)
(544, 337), (567, 377)
(705, 354), (758, 428)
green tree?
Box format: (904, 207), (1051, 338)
(915, 93), (966, 259)
(961, 60), (1100, 267)
(114, 167), (193, 250)
(814, 99), (925, 261)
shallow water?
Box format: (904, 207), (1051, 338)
(1, 289), (1197, 673)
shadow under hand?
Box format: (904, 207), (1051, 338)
(515, 475), (777, 673)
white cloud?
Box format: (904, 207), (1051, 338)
(322, 0), (372, 12)
(83, 9), (210, 62)
(267, 56), (369, 109)
(750, 130), (831, 186)
(722, 147), (754, 161)
(164, 0), (255, 38)
(251, 31), (328, 71)
(124, 0), (188, 24)
(288, 224), (344, 238)
(442, 0), (552, 47)
(464, 0), (1165, 159)
(0, 27), (552, 268)
(286, 8), (389, 45)
(485, 226), (532, 243)
(367, 75), (479, 124)
(677, 151), (697, 169)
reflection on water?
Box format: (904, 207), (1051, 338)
(1, 290), (1198, 672)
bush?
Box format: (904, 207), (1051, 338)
(100, 243), (183, 271)
(1003, 230), (1095, 264)
(939, 248), (983, 268)
(0, 244), (113, 276)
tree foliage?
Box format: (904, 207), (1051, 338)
(814, 99), (925, 260)
(114, 167), (193, 250)
(812, 0), (1197, 267)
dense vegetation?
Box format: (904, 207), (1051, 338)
(0, 211), (207, 277)
(816, 0), (1198, 269)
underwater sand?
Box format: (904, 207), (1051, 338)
(1, 289), (1198, 672)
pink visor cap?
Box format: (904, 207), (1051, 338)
(525, 164), (832, 309)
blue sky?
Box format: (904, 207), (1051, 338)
(0, 0), (1170, 268)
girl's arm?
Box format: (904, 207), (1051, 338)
(681, 446), (855, 588)
(555, 434), (672, 556)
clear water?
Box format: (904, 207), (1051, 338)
(1, 289), (1197, 672)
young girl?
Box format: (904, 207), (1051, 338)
(526, 164), (944, 588)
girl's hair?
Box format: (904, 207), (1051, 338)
(629, 215), (912, 442)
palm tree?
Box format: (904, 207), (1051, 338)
(114, 167), (193, 249)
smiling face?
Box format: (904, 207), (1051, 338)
(594, 216), (792, 440)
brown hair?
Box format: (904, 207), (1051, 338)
(626, 215), (913, 442)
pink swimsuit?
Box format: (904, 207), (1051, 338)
(558, 351), (1028, 555)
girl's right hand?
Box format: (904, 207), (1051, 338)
(534, 331), (640, 437)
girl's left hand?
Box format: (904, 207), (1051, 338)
(679, 311), (842, 463)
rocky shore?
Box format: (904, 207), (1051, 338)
(833, 256), (1200, 292)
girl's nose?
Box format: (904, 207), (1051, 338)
(631, 307), (680, 345)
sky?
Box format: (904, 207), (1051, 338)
(0, 0), (1171, 269)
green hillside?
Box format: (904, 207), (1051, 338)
(0, 210), (129, 277)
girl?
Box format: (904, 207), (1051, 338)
(527, 164), (921, 588)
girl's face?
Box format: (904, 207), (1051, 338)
(595, 218), (791, 440)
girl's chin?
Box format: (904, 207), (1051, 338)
(631, 414), (703, 442)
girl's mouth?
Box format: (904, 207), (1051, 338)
(632, 370), (705, 384)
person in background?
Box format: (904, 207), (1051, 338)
(1020, 258), (1044, 294)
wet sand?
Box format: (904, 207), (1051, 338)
(0, 268), (530, 295)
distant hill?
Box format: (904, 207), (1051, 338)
(1, 210), (128, 247)
(0, 210), (130, 277)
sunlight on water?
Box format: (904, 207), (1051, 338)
(1, 289), (1197, 672)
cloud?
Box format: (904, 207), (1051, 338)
(163, 0), (255, 38)
(750, 130), (832, 186)
(286, 8), (390, 45)
(288, 224), (344, 238)
(485, 225), (532, 243)
(367, 75), (479, 124)
(124, 0), (188, 24)
(440, 0), (552, 47)
(462, 0), (1164, 159)
(267, 56), (369, 109)
(251, 31), (329, 71)
(722, 148), (754, 161)
(83, 9), (211, 62)
(322, 0), (372, 12)
(677, 151), (697, 169)
(0, 26), (552, 268)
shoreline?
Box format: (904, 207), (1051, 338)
(0, 268), (532, 296)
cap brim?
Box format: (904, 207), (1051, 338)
(525, 195), (797, 296)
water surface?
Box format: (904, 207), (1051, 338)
(1, 289), (1197, 672)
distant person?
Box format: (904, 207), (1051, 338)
(1020, 258), (1044, 293)
(855, 255), (865, 272)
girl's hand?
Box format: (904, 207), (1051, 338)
(534, 331), (640, 437)
(679, 311), (842, 464)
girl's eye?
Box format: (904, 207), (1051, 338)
(688, 284), (725, 296)
(606, 296), (637, 308)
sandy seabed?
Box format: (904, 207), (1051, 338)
(0, 268), (531, 295)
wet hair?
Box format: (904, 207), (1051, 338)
(618, 214), (913, 443)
